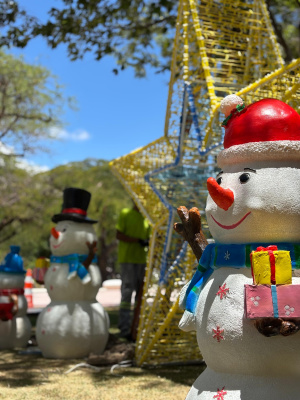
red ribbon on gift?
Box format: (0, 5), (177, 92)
(255, 245), (278, 285)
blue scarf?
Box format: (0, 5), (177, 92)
(184, 242), (300, 314)
(50, 254), (98, 283)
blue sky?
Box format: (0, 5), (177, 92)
(10, 0), (170, 171)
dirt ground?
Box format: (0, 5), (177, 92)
(0, 349), (205, 400)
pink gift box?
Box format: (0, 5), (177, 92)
(32, 267), (48, 285)
(245, 284), (300, 319)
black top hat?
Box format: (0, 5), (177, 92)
(52, 187), (97, 224)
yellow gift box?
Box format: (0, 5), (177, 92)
(250, 246), (292, 285)
(35, 257), (50, 269)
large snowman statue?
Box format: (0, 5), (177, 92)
(36, 187), (109, 359)
(0, 245), (31, 349)
(177, 96), (300, 399)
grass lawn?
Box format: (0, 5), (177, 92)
(0, 308), (205, 400)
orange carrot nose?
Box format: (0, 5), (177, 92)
(51, 227), (60, 239)
(207, 177), (234, 211)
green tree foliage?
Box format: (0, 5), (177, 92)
(0, 50), (67, 156)
(0, 51), (128, 276)
(0, 159), (131, 277)
(0, 1), (299, 77)
(0, 157), (47, 245)
(266, 0), (300, 61)
(0, 50), (72, 266)
(0, 0), (177, 77)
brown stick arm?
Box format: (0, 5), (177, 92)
(255, 317), (300, 337)
(82, 241), (98, 270)
(173, 206), (208, 262)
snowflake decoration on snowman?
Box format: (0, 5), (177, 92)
(174, 95), (300, 399)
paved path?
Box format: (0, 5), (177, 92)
(29, 287), (121, 313)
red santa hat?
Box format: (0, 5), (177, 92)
(217, 95), (300, 167)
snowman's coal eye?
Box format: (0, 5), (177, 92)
(216, 176), (222, 185)
(239, 173), (250, 184)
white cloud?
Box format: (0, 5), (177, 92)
(0, 143), (13, 166)
(0, 141), (50, 174)
(49, 127), (91, 141)
(0, 142), (15, 155)
(16, 159), (50, 174)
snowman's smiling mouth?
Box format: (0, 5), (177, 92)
(210, 211), (251, 230)
(52, 241), (64, 249)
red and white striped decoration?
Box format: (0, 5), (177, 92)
(24, 269), (34, 308)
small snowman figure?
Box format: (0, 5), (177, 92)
(176, 96), (300, 399)
(36, 188), (109, 359)
(0, 245), (32, 349)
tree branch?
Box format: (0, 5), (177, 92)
(0, 115), (19, 138)
(0, 230), (17, 244)
(0, 217), (16, 231)
(117, 15), (175, 31)
(3, 112), (52, 123)
(266, 0), (293, 61)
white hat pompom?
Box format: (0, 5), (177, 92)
(220, 95), (244, 117)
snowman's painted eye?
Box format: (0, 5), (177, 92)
(216, 176), (222, 185)
(239, 173), (250, 184)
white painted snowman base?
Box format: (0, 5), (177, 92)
(0, 273), (32, 349)
(36, 262), (109, 359)
(36, 301), (109, 359)
(181, 269), (300, 400)
(188, 368), (300, 400)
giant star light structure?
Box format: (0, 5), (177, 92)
(110, 0), (300, 366)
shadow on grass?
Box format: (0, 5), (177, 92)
(144, 363), (206, 386)
(0, 308), (203, 390)
(0, 307), (122, 389)
(0, 350), (90, 388)
(89, 363), (205, 388)
(0, 349), (205, 390)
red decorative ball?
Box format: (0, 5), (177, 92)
(224, 98), (300, 149)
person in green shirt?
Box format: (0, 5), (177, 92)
(116, 202), (150, 340)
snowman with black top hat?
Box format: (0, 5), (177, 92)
(175, 95), (300, 399)
(36, 188), (109, 359)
